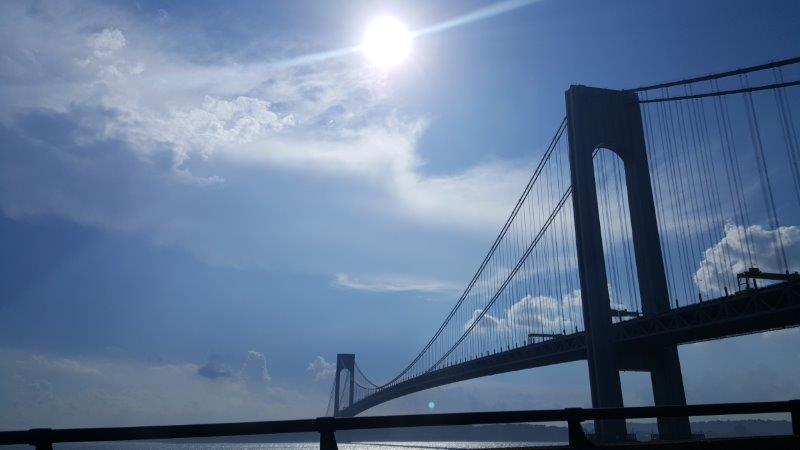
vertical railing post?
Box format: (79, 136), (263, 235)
(790, 399), (800, 437)
(317, 417), (338, 450)
(565, 408), (591, 448)
(28, 428), (53, 450)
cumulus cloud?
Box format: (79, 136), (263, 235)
(465, 290), (584, 336)
(241, 350), (271, 383)
(694, 224), (800, 295)
(462, 285), (639, 338)
(307, 356), (335, 381)
(156, 95), (292, 167)
(334, 273), (461, 296)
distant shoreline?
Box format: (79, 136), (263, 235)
(156, 419), (791, 444)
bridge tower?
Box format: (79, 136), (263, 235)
(333, 353), (355, 417)
(565, 85), (691, 441)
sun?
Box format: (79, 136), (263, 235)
(361, 16), (412, 68)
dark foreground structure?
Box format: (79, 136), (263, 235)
(1, 400), (798, 449)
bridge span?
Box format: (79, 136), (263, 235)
(339, 280), (800, 417)
(329, 56), (800, 442)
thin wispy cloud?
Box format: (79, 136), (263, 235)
(334, 273), (461, 296)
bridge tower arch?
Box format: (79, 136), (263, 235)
(333, 353), (355, 417)
(565, 85), (691, 441)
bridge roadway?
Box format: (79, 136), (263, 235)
(339, 280), (800, 417)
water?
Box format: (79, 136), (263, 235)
(42, 442), (565, 449)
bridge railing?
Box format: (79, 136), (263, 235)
(2, 400), (799, 449)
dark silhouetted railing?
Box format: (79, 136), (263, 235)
(1, 400), (799, 449)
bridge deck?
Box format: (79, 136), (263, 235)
(340, 281), (800, 416)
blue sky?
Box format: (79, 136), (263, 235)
(1, 0), (799, 429)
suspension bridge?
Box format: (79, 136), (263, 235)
(326, 57), (800, 442)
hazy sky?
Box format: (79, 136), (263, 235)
(1, 0), (799, 429)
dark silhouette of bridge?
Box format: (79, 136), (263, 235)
(329, 57), (800, 442)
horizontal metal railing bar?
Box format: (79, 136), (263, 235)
(333, 401), (795, 430)
(1, 400), (796, 446)
(0, 419), (320, 445)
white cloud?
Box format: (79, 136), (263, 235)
(307, 356), (335, 381)
(160, 95), (291, 167)
(0, 0), (530, 273)
(88, 27), (126, 58)
(465, 290), (585, 336)
(334, 273), (461, 295)
(0, 348), (325, 429)
(462, 285), (641, 339)
(241, 350), (271, 383)
(694, 224), (800, 295)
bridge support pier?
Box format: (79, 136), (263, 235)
(566, 85), (690, 442)
(650, 346), (691, 439)
(333, 354), (355, 417)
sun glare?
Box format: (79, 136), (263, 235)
(361, 16), (412, 68)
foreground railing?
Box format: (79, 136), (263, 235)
(1, 400), (799, 449)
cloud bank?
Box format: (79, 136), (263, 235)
(0, 348), (322, 429)
(0, 0), (532, 276)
